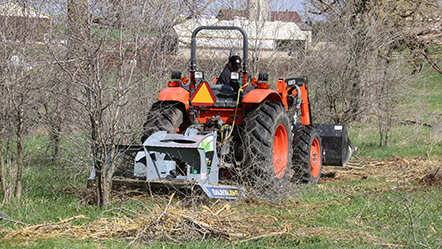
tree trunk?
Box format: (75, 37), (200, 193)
(102, 144), (117, 207)
(50, 123), (61, 165)
(95, 162), (103, 208)
(15, 110), (24, 200)
(103, 170), (111, 207)
(0, 134), (6, 203)
(67, 0), (90, 61)
(2, 139), (13, 204)
(91, 108), (105, 207)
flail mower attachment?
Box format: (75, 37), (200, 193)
(133, 129), (243, 199)
(315, 123), (355, 166)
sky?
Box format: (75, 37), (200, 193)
(272, 0), (305, 11)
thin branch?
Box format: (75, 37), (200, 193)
(0, 216), (29, 226)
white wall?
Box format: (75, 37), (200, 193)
(174, 17), (311, 50)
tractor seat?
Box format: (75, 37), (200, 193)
(211, 84), (235, 97)
(210, 85), (238, 107)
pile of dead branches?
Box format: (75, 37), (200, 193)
(388, 158), (442, 186)
(323, 158), (442, 186)
(0, 194), (292, 244)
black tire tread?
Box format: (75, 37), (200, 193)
(292, 125), (322, 183)
(141, 102), (184, 142)
(242, 102), (292, 181)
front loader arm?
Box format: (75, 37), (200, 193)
(277, 77), (312, 125)
(298, 83), (312, 125)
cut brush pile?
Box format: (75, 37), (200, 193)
(1, 194), (291, 244)
(322, 158), (442, 186)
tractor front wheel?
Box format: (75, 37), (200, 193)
(292, 125), (323, 183)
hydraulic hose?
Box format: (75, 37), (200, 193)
(220, 83), (248, 145)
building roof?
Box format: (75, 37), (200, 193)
(174, 17), (308, 41)
(217, 9), (311, 30)
(270, 10), (303, 23)
(217, 9), (247, 20)
(0, 1), (50, 18)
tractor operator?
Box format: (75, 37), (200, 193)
(218, 55), (241, 92)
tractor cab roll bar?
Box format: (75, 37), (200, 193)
(189, 26), (249, 90)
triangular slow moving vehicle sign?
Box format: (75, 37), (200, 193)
(190, 82), (216, 106)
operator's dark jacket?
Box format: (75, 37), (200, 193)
(218, 64), (240, 92)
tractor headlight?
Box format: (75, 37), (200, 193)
(230, 72), (239, 80)
(195, 71), (204, 79)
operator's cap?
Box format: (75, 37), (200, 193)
(229, 55), (241, 68)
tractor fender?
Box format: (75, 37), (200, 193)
(242, 89), (283, 104)
(157, 87), (190, 109)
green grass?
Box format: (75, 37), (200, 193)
(1, 139), (442, 247)
(346, 68), (442, 159)
(419, 72), (442, 114)
(349, 122), (441, 159)
(0, 238), (129, 249)
(1, 69), (442, 248)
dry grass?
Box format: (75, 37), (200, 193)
(1, 193), (291, 244)
(1, 158), (440, 245)
(322, 158), (442, 186)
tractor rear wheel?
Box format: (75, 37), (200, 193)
(241, 102), (292, 184)
(141, 101), (185, 142)
(292, 125), (323, 183)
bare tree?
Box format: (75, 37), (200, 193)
(0, 66), (10, 203)
(36, 0), (212, 207)
(297, 0), (438, 145)
(0, 0), (46, 202)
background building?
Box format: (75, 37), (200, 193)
(0, 1), (51, 42)
(173, 1), (311, 55)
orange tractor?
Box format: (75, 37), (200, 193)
(129, 26), (354, 198)
(88, 26), (353, 198)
